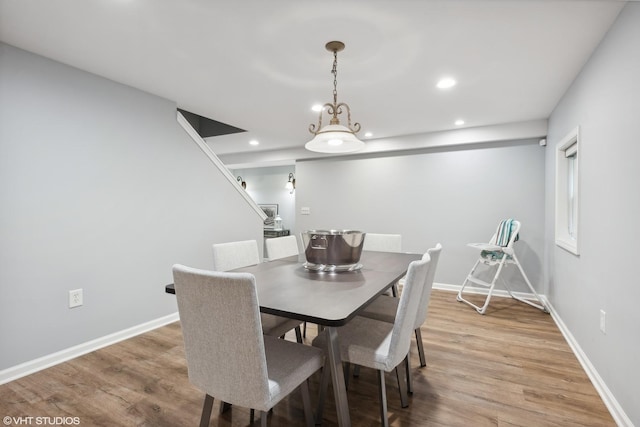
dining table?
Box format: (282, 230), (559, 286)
(165, 250), (422, 427)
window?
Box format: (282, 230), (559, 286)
(566, 145), (577, 240)
(555, 127), (580, 255)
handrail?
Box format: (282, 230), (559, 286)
(176, 111), (267, 221)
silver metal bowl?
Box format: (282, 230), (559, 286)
(301, 230), (366, 271)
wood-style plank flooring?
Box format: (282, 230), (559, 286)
(0, 290), (615, 426)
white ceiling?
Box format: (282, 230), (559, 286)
(0, 0), (625, 163)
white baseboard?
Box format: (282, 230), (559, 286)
(0, 312), (179, 385)
(542, 297), (633, 427)
(438, 282), (631, 426)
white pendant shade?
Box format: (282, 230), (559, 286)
(305, 124), (365, 153)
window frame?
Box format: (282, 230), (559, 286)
(555, 126), (580, 255)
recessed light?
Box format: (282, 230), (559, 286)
(249, 140), (259, 146)
(454, 119), (465, 126)
(311, 104), (323, 112)
(364, 132), (373, 138)
(436, 77), (457, 89)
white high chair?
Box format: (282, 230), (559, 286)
(457, 219), (548, 315)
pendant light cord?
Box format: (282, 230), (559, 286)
(332, 49), (338, 106)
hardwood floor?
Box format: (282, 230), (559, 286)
(0, 290), (615, 426)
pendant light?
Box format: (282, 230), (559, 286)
(306, 41), (364, 153)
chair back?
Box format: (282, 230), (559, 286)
(413, 243), (442, 329)
(265, 235), (299, 260)
(212, 239), (260, 271)
(172, 265), (271, 409)
(363, 233), (402, 253)
(386, 254), (431, 370)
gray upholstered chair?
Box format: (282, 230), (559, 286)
(265, 235), (299, 261)
(312, 254), (432, 427)
(363, 233), (403, 297)
(264, 235), (313, 337)
(362, 233), (402, 253)
(172, 265), (323, 427)
(212, 240), (303, 341)
(359, 243), (442, 387)
(211, 240), (261, 272)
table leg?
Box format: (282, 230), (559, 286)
(326, 326), (351, 427)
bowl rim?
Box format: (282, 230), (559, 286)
(302, 229), (365, 235)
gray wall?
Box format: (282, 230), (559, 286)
(545, 3), (640, 424)
(295, 140), (546, 290)
(0, 43), (263, 370)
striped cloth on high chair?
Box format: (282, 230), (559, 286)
(481, 218), (519, 260)
(495, 218), (519, 246)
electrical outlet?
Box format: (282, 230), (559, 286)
(599, 309), (606, 334)
(69, 289), (83, 308)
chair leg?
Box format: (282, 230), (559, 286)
(509, 254), (549, 313)
(303, 321), (307, 338)
(300, 379), (315, 427)
(343, 362), (350, 390)
(199, 394), (214, 427)
(261, 411), (268, 427)
(377, 370), (390, 427)
(457, 258), (504, 314)
(295, 326), (303, 343)
(415, 328), (426, 367)
(456, 259), (481, 305)
(404, 354), (413, 395)
(391, 283), (398, 297)
(478, 260), (505, 314)
(395, 364), (409, 408)
(219, 401), (231, 414)
(315, 360), (330, 425)
(250, 409), (255, 424)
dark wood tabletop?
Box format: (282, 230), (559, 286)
(166, 250), (421, 327)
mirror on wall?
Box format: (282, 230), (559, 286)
(230, 165), (296, 234)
